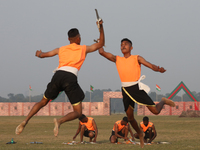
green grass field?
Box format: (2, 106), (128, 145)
(1, 114), (200, 150)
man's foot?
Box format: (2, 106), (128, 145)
(162, 97), (175, 107)
(15, 121), (26, 135)
(53, 118), (60, 137)
(139, 133), (144, 148)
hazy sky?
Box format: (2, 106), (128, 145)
(1, 0), (200, 98)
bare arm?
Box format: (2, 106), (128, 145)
(148, 125), (157, 143)
(92, 119), (98, 142)
(35, 48), (59, 58)
(73, 122), (81, 140)
(86, 20), (105, 54)
(114, 124), (128, 140)
(98, 47), (116, 62)
(138, 55), (166, 73)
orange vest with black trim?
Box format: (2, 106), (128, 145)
(112, 120), (128, 132)
(116, 55), (141, 82)
(58, 43), (86, 70)
(140, 121), (154, 132)
(80, 117), (95, 131)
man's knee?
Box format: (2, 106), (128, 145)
(121, 126), (128, 134)
(153, 111), (159, 115)
(148, 107), (159, 115)
(40, 98), (49, 106)
(81, 124), (86, 130)
(150, 110), (159, 115)
(125, 125), (129, 130)
(110, 136), (116, 143)
(88, 132), (94, 138)
(111, 140), (116, 143)
(148, 127), (152, 132)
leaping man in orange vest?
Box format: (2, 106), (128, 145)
(15, 19), (105, 136)
(110, 116), (134, 143)
(134, 116), (157, 144)
(73, 114), (98, 143)
(98, 38), (175, 148)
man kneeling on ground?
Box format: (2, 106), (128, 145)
(73, 114), (98, 143)
(110, 117), (134, 143)
(134, 116), (157, 143)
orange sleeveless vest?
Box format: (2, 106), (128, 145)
(116, 55), (141, 82)
(80, 117), (95, 131)
(112, 120), (128, 132)
(58, 43), (86, 70)
(140, 121), (153, 132)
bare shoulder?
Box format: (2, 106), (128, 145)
(137, 55), (144, 61)
(137, 55), (144, 64)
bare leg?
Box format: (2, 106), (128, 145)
(121, 126), (129, 141)
(88, 132), (94, 142)
(80, 124), (86, 142)
(148, 127), (152, 142)
(126, 106), (144, 148)
(144, 138), (147, 143)
(15, 97), (49, 135)
(110, 135), (117, 143)
(161, 97), (175, 107)
(147, 97), (175, 115)
(54, 102), (82, 137)
(89, 137), (92, 142)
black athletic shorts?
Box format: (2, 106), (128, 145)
(109, 130), (124, 143)
(83, 129), (95, 137)
(122, 84), (155, 111)
(44, 70), (85, 105)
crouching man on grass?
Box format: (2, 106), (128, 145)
(109, 117), (134, 143)
(73, 114), (98, 143)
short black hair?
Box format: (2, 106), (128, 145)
(143, 116), (149, 121)
(121, 38), (132, 46)
(79, 114), (86, 121)
(122, 116), (128, 122)
(68, 28), (79, 38)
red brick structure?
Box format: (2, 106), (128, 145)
(137, 101), (200, 116)
(1, 101), (199, 116)
(0, 91), (119, 116)
(0, 91), (116, 116)
(103, 91), (122, 115)
(0, 102), (105, 116)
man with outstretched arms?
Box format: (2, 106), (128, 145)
(98, 38), (175, 148)
(15, 20), (105, 137)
